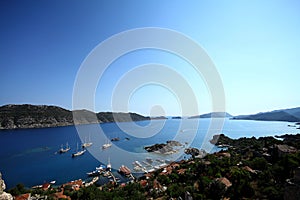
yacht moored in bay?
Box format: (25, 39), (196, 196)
(72, 143), (86, 157)
(59, 142), (70, 153)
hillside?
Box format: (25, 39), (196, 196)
(189, 112), (232, 119)
(0, 104), (150, 129)
(232, 107), (300, 122)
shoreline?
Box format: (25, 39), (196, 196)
(3, 128), (300, 199)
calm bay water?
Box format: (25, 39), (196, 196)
(0, 118), (298, 189)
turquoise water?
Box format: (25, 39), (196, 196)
(0, 118), (298, 188)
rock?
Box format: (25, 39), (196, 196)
(144, 140), (182, 154)
(185, 147), (200, 157)
(0, 173), (13, 200)
(0, 192), (13, 200)
(166, 140), (182, 146)
(0, 173), (5, 194)
(145, 144), (166, 152)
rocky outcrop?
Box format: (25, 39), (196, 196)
(145, 143), (167, 152)
(184, 147), (207, 158)
(144, 140), (182, 154)
(0, 173), (13, 200)
(166, 140), (182, 146)
(171, 116), (182, 119)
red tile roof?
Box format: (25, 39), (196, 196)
(15, 193), (31, 200)
(216, 177), (232, 188)
(42, 183), (51, 190)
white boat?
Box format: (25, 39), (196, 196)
(87, 170), (101, 176)
(154, 165), (160, 169)
(142, 161), (151, 166)
(102, 140), (112, 149)
(59, 142), (70, 153)
(146, 158), (153, 164)
(96, 164), (106, 171)
(107, 157), (112, 171)
(133, 161), (143, 167)
(133, 166), (143, 172)
(72, 143), (86, 157)
(82, 134), (93, 148)
(155, 159), (164, 163)
(32, 185), (43, 189)
(148, 168), (155, 173)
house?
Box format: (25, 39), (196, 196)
(216, 152), (231, 158)
(62, 179), (83, 191)
(42, 183), (51, 191)
(243, 166), (257, 174)
(153, 179), (162, 190)
(277, 144), (297, 157)
(53, 190), (71, 200)
(215, 177), (232, 188)
(15, 193), (31, 200)
(139, 180), (148, 187)
(177, 168), (187, 175)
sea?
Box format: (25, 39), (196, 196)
(0, 118), (298, 189)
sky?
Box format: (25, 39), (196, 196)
(0, 0), (300, 116)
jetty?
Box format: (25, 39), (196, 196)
(107, 171), (117, 183)
(84, 177), (99, 187)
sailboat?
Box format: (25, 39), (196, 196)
(72, 143), (86, 157)
(59, 142), (71, 153)
(82, 134), (93, 148)
(102, 139), (112, 150)
(107, 157), (112, 171)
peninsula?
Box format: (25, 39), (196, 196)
(0, 104), (150, 130)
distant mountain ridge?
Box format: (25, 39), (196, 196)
(0, 104), (150, 130)
(232, 107), (300, 122)
(189, 112), (232, 119)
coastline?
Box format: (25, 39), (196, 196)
(5, 132), (300, 199)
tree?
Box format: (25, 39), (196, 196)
(167, 183), (184, 198)
(250, 157), (268, 170)
(207, 180), (226, 200)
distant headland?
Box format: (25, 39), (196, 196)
(189, 112), (233, 119)
(0, 104), (150, 130)
(232, 107), (300, 122)
(188, 108), (300, 123)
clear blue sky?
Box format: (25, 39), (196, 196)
(0, 0), (300, 116)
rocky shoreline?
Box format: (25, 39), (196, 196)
(0, 173), (13, 200)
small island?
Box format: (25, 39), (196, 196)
(150, 116), (168, 120)
(144, 140), (182, 154)
(189, 112), (232, 119)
